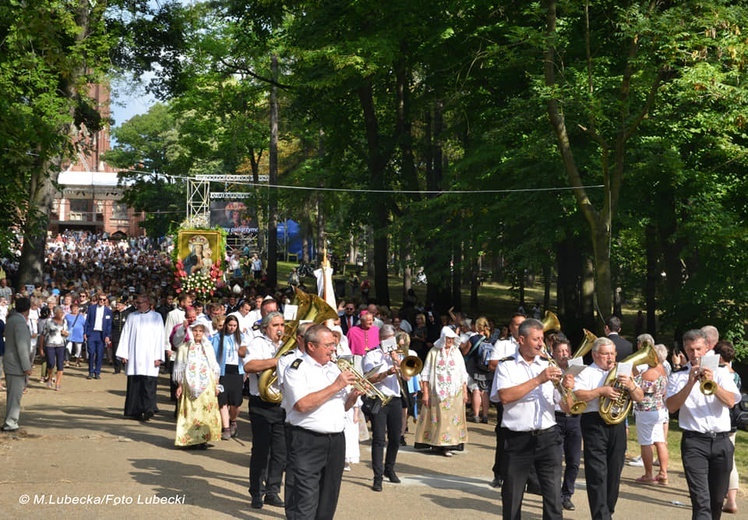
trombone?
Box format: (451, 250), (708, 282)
(336, 355), (392, 408)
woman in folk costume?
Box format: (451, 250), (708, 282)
(414, 326), (469, 457)
(173, 321), (222, 449)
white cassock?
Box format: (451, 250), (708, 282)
(116, 310), (166, 377)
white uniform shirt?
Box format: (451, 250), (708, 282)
(362, 347), (400, 398)
(244, 334), (281, 396)
(278, 349), (305, 413)
(666, 364), (740, 433)
(285, 353), (349, 434)
(490, 337), (519, 361)
(494, 354), (559, 431)
(575, 362), (609, 413)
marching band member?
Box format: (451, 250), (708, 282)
(574, 337), (643, 520)
(493, 318), (576, 519)
(666, 329), (740, 520)
(550, 334), (582, 511)
(283, 325), (361, 520)
(488, 313), (526, 488)
(243, 311), (287, 510)
(362, 324), (404, 491)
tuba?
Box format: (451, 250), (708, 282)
(599, 343), (659, 425)
(257, 288), (338, 403)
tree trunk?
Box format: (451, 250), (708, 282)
(543, 262), (552, 311)
(645, 223), (658, 336)
(17, 159), (59, 289)
(266, 55), (279, 287)
(358, 81), (390, 307)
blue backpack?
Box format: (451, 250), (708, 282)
(469, 336), (493, 372)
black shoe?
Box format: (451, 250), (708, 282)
(251, 497), (263, 509)
(384, 471), (401, 483)
(489, 477), (503, 488)
(94, 374), (101, 380)
(562, 498), (576, 511)
(372, 480), (383, 492)
(399, 435), (407, 446)
(86, 375), (93, 380)
(264, 494), (284, 507)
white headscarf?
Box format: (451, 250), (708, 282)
(434, 326), (459, 349)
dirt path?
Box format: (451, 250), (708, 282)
(1, 364), (702, 519)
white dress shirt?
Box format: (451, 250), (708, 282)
(494, 354), (559, 431)
(285, 353), (349, 434)
(243, 334), (281, 396)
(666, 364), (740, 433)
(575, 362), (610, 413)
(362, 347), (401, 398)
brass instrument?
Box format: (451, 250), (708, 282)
(698, 358), (717, 395)
(541, 311), (587, 414)
(336, 355), (392, 409)
(572, 329), (597, 359)
(541, 310), (561, 333)
(598, 343), (658, 425)
(258, 288), (338, 403)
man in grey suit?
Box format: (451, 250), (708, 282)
(3, 297), (32, 432)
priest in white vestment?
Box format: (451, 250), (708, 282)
(116, 294), (166, 421)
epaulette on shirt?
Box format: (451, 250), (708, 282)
(290, 358), (303, 369)
(497, 356), (514, 363)
(674, 365), (690, 373)
(282, 349), (297, 356)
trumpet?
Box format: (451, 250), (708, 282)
(697, 359), (717, 395)
(336, 356), (392, 410)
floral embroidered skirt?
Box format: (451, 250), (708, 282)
(414, 389), (468, 450)
(174, 383), (222, 447)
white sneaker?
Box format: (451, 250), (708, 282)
(344, 464), (352, 471)
(628, 456), (644, 467)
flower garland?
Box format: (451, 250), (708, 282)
(173, 260), (224, 300)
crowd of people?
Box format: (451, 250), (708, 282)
(0, 230), (745, 519)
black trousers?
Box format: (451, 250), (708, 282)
(285, 426), (345, 520)
(555, 412), (582, 500)
(492, 402), (506, 479)
(681, 430), (733, 520)
(248, 395), (287, 499)
(370, 396), (402, 481)
(501, 426), (563, 520)
(580, 413), (626, 520)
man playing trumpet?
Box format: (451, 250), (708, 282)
(574, 337), (644, 520)
(493, 319), (578, 519)
(666, 329), (740, 520)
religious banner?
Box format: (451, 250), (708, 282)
(173, 230), (225, 300)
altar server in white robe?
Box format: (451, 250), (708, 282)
(116, 294), (166, 421)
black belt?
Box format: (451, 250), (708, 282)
(290, 425), (344, 438)
(683, 430), (730, 440)
(506, 425), (556, 437)
(555, 411), (573, 418)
